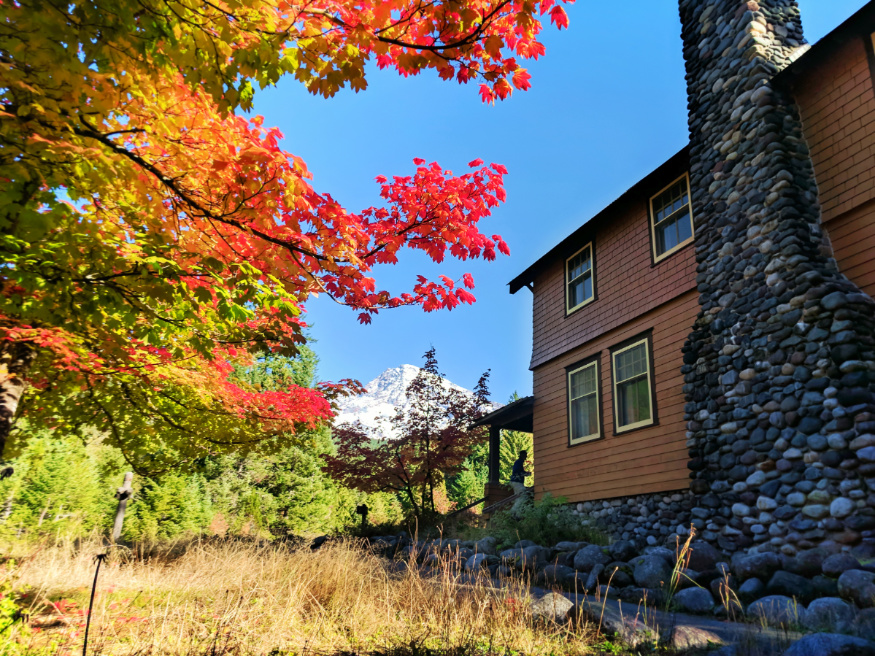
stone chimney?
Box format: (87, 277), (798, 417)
(679, 0), (875, 553)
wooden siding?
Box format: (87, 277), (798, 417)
(823, 198), (875, 298)
(795, 36), (875, 222)
(532, 291), (698, 502)
(530, 190), (697, 369)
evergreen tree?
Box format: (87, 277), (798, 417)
(0, 430), (109, 536)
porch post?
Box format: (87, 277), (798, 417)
(487, 425), (501, 484)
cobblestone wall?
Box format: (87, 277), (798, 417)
(572, 491), (695, 547)
(677, 0), (875, 554)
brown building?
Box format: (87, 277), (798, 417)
(483, 3), (875, 544)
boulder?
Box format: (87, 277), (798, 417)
(529, 592), (573, 624)
(554, 541), (585, 552)
(474, 536), (497, 556)
(822, 553), (862, 578)
(747, 595), (806, 627)
(738, 577), (766, 603)
(585, 563), (604, 592)
(732, 551), (782, 581)
(522, 545), (552, 567)
(851, 608), (875, 639)
(812, 575), (840, 598)
(803, 597), (857, 633)
(619, 586), (666, 607)
(603, 563), (633, 588)
(782, 633), (875, 656)
(766, 571), (818, 604)
(687, 541), (722, 572)
(573, 544), (610, 573)
(574, 601), (657, 647)
(668, 625), (724, 651)
(465, 553), (489, 571)
(644, 546), (676, 565)
(608, 540), (638, 562)
(633, 555), (673, 589)
(789, 547), (832, 577)
(514, 539), (538, 549)
(538, 564), (577, 587)
(499, 548), (524, 565)
(672, 587), (716, 614)
(838, 569), (875, 609)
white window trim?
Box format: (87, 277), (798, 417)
(612, 337), (655, 433)
(565, 242), (595, 314)
(568, 359), (601, 445)
(650, 173), (695, 264)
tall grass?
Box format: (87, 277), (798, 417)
(4, 537), (601, 656)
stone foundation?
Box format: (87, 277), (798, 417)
(571, 490), (695, 547)
(570, 486), (875, 556)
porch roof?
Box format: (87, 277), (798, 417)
(471, 395), (534, 432)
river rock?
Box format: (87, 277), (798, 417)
(530, 592), (573, 623)
(783, 633), (875, 656)
(747, 595), (806, 626)
(669, 625), (724, 650)
(673, 587), (716, 613)
(767, 571), (817, 604)
(822, 553), (862, 578)
(802, 597), (857, 633)
(633, 555), (673, 589)
(475, 536), (497, 556)
(732, 552), (781, 581)
(608, 539), (637, 562)
(838, 569), (875, 608)
(573, 544), (610, 573)
(539, 564), (577, 586)
(687, 541), (722, 571)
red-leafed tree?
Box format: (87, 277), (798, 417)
(0, 0), (571, 470)
(324, 348), (490, 519)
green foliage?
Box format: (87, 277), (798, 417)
(0, 562), (32, 656)
(488, 494), (607, 548)
(499, 429), (533, 486)
(123, 472), (214, 541)
(0, 428), (114, 537)
(447, 440), (488, 508)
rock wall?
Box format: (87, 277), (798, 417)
(678, 0), (875, 553)
(572, 491), (694, 547)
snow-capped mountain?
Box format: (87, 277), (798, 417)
(333, 365), (476, 438)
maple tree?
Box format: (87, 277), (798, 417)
(0, 0), (571, 470)
(324, 348), (490, 519)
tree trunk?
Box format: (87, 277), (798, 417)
(0, 340), (36, 460)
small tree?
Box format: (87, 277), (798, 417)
(324, 349), (490, 520)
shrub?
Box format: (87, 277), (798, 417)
(488, 493), (608, 548)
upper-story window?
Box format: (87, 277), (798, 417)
(650, 174), (694, 262)
(566, 243), (594, 313)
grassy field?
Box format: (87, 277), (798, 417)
(2, 538), (619, 656)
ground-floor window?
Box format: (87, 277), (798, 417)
(567, 355), (601, 445)
(611, 334), (656, 433)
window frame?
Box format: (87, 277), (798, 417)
(565, 242), (596, 315)
(610, 332), (658, 434)
(649, 173), (694, 264)
(566, 353), (603, 447)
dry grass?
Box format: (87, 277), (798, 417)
(3, 537), (606, 656)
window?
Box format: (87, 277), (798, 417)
(650, 174), (694, 262)
(566, 243), (594, 313)
(611, 336), (655, 432)
(567, 357), (601, 445)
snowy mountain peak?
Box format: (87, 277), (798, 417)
(333, 365), (472, 438)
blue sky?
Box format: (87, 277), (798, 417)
(253, 1), (869, 402)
